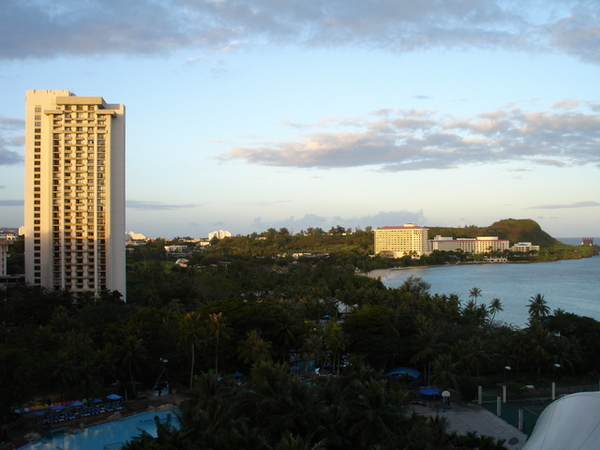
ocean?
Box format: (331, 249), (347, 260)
(377, 238), (600, 327)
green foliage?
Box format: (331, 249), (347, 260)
(2, 224), (599, 445)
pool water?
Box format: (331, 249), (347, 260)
(20, 409), (180, 450)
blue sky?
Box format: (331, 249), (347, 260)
(0, 0), (599, 238)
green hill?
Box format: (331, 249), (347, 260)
(427, 218), (562, 247)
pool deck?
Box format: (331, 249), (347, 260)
(411, 401), (528, 449)
(5, 392), (529, 449)
(2, 391), (185, 449)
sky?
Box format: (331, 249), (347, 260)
(0, 0), (599, 239)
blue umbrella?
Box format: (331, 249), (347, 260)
(234, 372), (244, 377)
(89, 398), (103, 403)
(106, 394), (122, 400)
(68, 401), (84, 407)
(50, 405), (66, 411)
(419, 388), (442, 396)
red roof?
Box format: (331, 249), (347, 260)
(377, 225), (428, 230)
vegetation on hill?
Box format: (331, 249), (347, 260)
(427, 218), (562, 247)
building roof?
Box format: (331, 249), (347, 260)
(429, 237), (509, 242)
(377, 224), (428, 230)
(523, 392), (600, 450)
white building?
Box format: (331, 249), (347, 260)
(510, 242), (540, 252)
(165, 245), (189, 254)
(429, 235), (510, 253)
(374, 224), (429, 257)
(23, 90), (126, 297)
(0, 240), (11, 277)
(208, 230), (232, 240)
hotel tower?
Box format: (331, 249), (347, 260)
(24, 90), (126, 297)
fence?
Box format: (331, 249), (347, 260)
(479, 383), (600, 436)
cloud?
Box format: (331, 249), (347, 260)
(127, 200), (198, 210)
(0, 199), (23, 206)
(249, 210), (427, 232)
(0, 115), (24, 165)
(1, 1), (598, 64)
(220, 103), (600, 171)
(530, 201), (600, 210)
(0, 117), (24, 129)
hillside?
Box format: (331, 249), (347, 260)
(426, 218), (562, 247)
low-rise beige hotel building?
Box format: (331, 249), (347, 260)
(429, 235), (510, 253)
(23, 90), (126, 297)
(374, 224), (429, 257)
(510, 242), (540, 252)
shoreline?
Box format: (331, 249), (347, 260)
(363, 255), (599, 280)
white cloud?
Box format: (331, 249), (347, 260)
(220, 103), (600, 171)
(0, 115), (24, 165)
(127, 200), (199, 210)
(531, 201), (600, 210)
(249, 210), (427, 232)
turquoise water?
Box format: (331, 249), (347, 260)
(21, 409), (180, 450)
(379, 255), (600, 327)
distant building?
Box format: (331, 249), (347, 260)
(165, 245), (189, 254)
(582, 237), (594, 246)
(510, 242), (540, 252)
(126, 231), (148, 247)
(0, 240), (11, 277)
(126, 231), (147, 241)
(374, 224), (429, 258)
(209, 230), (232, 240)
(0, 231), (19, 241)
(429, 235), (509, 253)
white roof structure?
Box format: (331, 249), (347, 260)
(523, 392), (600, 450)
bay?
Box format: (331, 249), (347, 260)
(377, 254), (600, 328)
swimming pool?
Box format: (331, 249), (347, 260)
(20, 409), (180, 450)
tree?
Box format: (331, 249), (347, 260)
(176, 311), (206, 390)
(323, 319), (348, 375)
(488, 298), (503, 324)
(469, 287), (482, 304)
(429, 354), (459, 390)
(117, 334), (149, 398)
(341, 376), (406, 449)
(528, 294), (550, 324)
(205, 312), (232, 373)
(238, 330), (272, 366)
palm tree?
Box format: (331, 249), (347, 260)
(488, 298), (503, 324)
(410, 320), (447, 384)
(323, 319), (348, 375)
(527, 323), (555, 374)
(459, 335), (491, 377)
(50, 351), (78, 402)
(429, 354), (459, 390)
(300, 332), (327, 371)
(238, 329), (272, 366)
(469, 287), (482, 304)
(528, 294), (550, 323)
(176, 311), (206, 390)
(205, 312), (232, 373)
(341, 377), (405, 448)
(117, 334), (149, 398)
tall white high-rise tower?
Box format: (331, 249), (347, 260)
(24, 90), (126, 297)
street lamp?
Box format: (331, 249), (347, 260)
(552, 364), (561, 400)
(503, 365), (511, 381)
